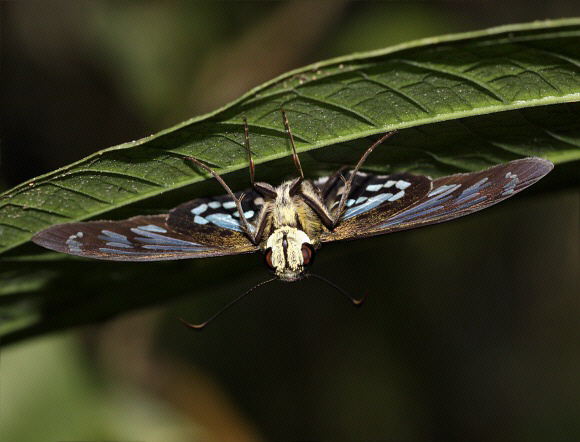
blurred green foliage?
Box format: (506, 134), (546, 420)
(2, 3), (579, 442)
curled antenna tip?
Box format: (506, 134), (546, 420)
(352, 293), (367, 306)
(307, 273), (366, 306)
(179, 277), (277, 331)
(178, 317), (208, 330)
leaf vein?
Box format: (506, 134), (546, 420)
(395, 58), (509, 103)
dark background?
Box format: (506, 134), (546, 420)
(2, 2), (579, 441)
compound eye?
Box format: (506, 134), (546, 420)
(301, 243), (315, 269)
(264, 248), (275, 272)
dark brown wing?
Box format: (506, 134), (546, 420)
(32, 214), (258, 261)
(321, 157), (553, 243)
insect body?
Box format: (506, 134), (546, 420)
(32, 113), (553, 287)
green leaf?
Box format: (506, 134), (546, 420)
(3, 18), (580, 254)
(2, 19), (580, 345)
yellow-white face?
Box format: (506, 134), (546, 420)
(264, 227), (314, 282)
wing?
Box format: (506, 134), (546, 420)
(32, 212), (259, 262)
(321, 157), (553, 243)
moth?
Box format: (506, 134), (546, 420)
(33, 112), (553, 323)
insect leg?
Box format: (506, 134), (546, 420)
(300, 192), (335, 230)
(250, 207), (270, 244)
(320, 166), (349, 199)
(332, 130), (398, 226)
(184, 157), (259, 244)
(281, 110), (304, 180)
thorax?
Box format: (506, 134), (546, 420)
(258, 180), (326, 251)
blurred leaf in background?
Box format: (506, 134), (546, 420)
(1, 2), (579, 442)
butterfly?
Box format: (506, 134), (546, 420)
(32, 112), (553, 315)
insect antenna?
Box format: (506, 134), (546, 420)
(306, 273), (366, 306)
(179, 277), (278, 330)
(243, 117), (256, 185)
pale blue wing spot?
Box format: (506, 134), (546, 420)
(99, 233), (132, 246)
(387, 205), (443, 224)
(204, 213), (256, 233)
(208, 201), (221, 209)
(205, 213), (243, 232)
(222, 201), (236, 209)
(99, 245), (211, 255)
(137, 224), (168, 233)
(134, 236), (194, 246)
(194, 215), (208, 224)
(100, 230), (130, 242)
(141, 245), (209, 251)
(456, 195), (488, 209)
(455, 178), (490, 204)
(130, 228), (202, 247)
(232, 210), (255, 219)
(343, 193), (392, 220)
(378, 193), (456, 227)
(355, 196), (367, 204)
(396, 180), (411, 190)
(105, 242), (132, 248)
(366, 184), (383, 192)
(388, 190), (405, 201)
(346, 199), (355, 207)
(428, 184), (461, 198)
(502, 173), (518, 195)
(455, 191), (480, 204)
(191, 203), (208, 215)
(379, 204), (446, 228)
(66, 233), (83, 253)
(458, 178), (489, 198)
(99, 248), (146, 255)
